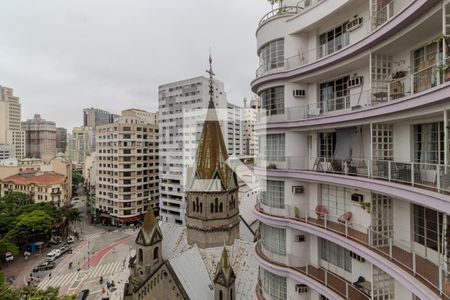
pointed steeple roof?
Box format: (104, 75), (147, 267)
(214, 247), (236, 287)
(136, 209), (162, 246)
(192, 55), (237, 191)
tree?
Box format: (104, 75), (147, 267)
(0, 240), (18, 261)
(72, 173), (83, 187)
(7, 210), (54, 242)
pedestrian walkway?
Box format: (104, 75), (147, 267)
(38, 261), (123, 291)
(82, 231), (105, 241)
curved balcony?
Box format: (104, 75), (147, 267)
(255, 242), (369, 300)
(254, 203), (448, 300)
(255, 157), (450, 212)
(252, 0), (439, 92)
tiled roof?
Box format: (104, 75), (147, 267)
(1, 172), (65, 186)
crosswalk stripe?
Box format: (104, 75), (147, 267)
(104, 262), (114, 275)
(60, 272), (78, 287)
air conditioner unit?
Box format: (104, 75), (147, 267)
(348, 76), (363, 88)
(347, 17), (363, 32)
(295, 284), (308, 293)
(292, 186), (304, 194)
(351, 193), (364, 202)
(296, 235), (305, 242)
(293, 89), (306, 98)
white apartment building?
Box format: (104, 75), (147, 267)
(253, 1), (450, 300)
(0, 144), (15, 161)
(159, 76), (244, 224)
(0, 86), (25, 159)
(68, 126), (95, 165)
(95, 111), (159, 225)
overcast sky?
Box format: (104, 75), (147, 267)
(0, 0), (269, 129)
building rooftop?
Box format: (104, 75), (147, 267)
(2, 172), (65, 186)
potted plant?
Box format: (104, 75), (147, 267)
(360, 202), (371, 213)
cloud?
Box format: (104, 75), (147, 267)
(0, 0), (269, 130)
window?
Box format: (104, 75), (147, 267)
(259, 39), (284, 72)
(319, 132), (336, 160)
(138, 249), (143, 264)
(261, 180), (284, 209)
(320, 184), (351, 216)
(414, 122), (445, 165)
(261, 223), (286, 255)
(319, 22), (349, 58)
(260, 134), (285, 161)
(413, 41), (443, 93)
(260, 86), (284, 116)
(372, 123), (393, 160)
(153, 247), (159, 260)
(413, 205), (444, 252)
(261, 268), (287, 300)
(320, 238), (352, 272)
(319, 76), (350, 113)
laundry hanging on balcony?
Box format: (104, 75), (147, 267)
(333, 127), (356, 161)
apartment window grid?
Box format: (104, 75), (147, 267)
(320, 238), (352, 272)
(260, 223), (286, 256)
(414, 122), (445, 165)
(413, 205), (444, 252)
(372, 123), (393, 160)
(319, 132), (336, 160)
(319, 76), (350, 113)
(372, 265), (394, 300)
(371, 193), (393, 247)
(320, 184), (351, 216)
(260, 86), (284, 116)
(260, 134), (285, 161)
(261, 180), (285, 209)
(259, 39), (285, 72)
(261, 268), (287, 300)
(319, 22), (349, 58)
(413, 42), (443, 93)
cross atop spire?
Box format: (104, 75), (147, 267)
(206, 52), (215, 105)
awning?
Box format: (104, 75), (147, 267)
(99, 213), (111, 218)
(119, 215), (141, 223)
(334, 127), (356, 161)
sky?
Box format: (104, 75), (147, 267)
(0, 0), (269, 129)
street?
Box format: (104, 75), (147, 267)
(2, 184), (137, 299)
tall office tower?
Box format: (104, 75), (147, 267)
(243, 98), (260, 156)
(56, 127), (67, 154)
(95, 110), (159, 225)
(0, 86), (25, 159)
(83, 107), (120, 128)
(159, 76), (243, 225)
(67, 126), (95, 165)
(22, 114), (57, 160)
(253, 1), (450, 300)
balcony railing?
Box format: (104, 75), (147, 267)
(255, 242), (371, 299)
(258, 6), (301, 28)
(255, 202), (450, 299)
(256, 156), (450, 195)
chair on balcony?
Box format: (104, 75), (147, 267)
(338, 211), (352, 225)
(315, 205), (328, 219)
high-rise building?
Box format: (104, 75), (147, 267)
(0, 86), (25, 159)
(56, 127), (67, 154)
(67, 127), (95, 165)
(95, 110), (159, 225)
(22, 114), (57, 160)
(159, 76), (244, 225)
(253, 1), (450, 300)
(243, 98), (259, 156)
(0, 144), (14, 161)
(83, 107), (119, 128)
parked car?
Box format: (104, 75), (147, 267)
(49, 236), (62, 245)
(5, 252), (13, 262)
(46, 249), (61, 261)
(33, 261), (56, 272)
(75, 289), (89, 300)
(60, 244), (72, 254)
(67, 235), (75, 244)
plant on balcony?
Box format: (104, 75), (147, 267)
(294, 207), (300, 219)
(267, 163), (277, 169)
(360, 202), (371, 213)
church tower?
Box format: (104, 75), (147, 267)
(127, 209), (163, 289)
(186, 55), (240, 248)
(214, 247), (236, 300)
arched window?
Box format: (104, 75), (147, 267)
(219, 290), (223, 300)
(230, 289), (233, 300)
(215, 198), (219, 213)
(192, 201), (196, 212)
(138, 248), (143, 264)
(153, 247), (159, 261)
(210, 203), (214, 213)
(200, 202), (203, 213)
(219, 202), (223, 213)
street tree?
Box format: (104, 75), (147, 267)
(7, 210), (54, 243)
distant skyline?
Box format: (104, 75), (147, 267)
(0, 0), (269, 129)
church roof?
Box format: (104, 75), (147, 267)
(136, 209), (162, 246)
(214, 247), (236, 287)
(190, 57), (237, 192)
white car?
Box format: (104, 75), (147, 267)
(67, 235), (75, 244)
(46, 249), (61, 261)
(5, 252), (13, 262)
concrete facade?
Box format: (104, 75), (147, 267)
(0, 86), (25, 159)
(22, 114), (57, 160)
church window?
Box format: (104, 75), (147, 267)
(192, 201), (196, 212)
(211, 203), (214, 213)
(219, 290), (223, 300)
(230, 289), (233, 300)
(200, 202), (203, 213)
(215, 198), (219, 213)
(154, 247), (159, 261)
(219, 202), (223, 213)
(138, 249), (143, 264)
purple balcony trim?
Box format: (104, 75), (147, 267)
(255, 168), (450, 212)
(251, 0), (440, 93)
(254, 208), (440, 300)
(254, 247), (344, 300)
(255, 81), (450, 131)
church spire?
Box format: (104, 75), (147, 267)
(206, 51), (215, 106)
(214, 247), (236, 287)
(136, 208), (162, 246)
